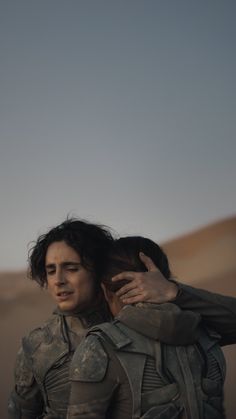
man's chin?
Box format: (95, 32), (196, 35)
(57, 301), (77, 312)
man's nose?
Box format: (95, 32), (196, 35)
(55, 270), (67, 285)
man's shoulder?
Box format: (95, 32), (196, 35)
(70, 334), (108, 382)
(23, 313), (61, 354)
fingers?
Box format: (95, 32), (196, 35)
(112, 271), (146, 298)
(115, 280), (140, 298)
(119, 288), (144, 300)
(121, 294), (147, 305)
(112, 272), (136, 282)
(139, 252), (158, 272)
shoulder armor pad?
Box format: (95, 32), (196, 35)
(89, 321), (132, 349)
(23, 324), (52, 355)
(22, 315), (58, 355)
(70, 335), (108, 382)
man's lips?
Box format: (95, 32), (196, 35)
(56, 290), (73, 300)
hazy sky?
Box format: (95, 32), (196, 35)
(0, 1), (235, 269)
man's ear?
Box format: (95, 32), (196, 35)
(101, 283), (113, 303)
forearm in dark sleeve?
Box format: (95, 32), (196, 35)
(117, 304), (201, 345)
(173, 282), (236, 345)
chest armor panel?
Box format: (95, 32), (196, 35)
(92, 321), (226, 419)
(23, 316), (84, 417)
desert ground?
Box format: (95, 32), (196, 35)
(1, 216), (236, 418)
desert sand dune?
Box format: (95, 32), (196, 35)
(163, 216), (236, 284)
(1, 216), (236, 418)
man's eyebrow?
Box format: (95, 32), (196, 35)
(45, 262), (81, 269)
(62, 262), (81, 267)
(45, 263), (55, 269)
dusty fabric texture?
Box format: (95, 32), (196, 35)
(68, 302), (228, 419)
(116, 302), (201, 345)
(8, 303), (109, 419)
(174, 282), (236, 346)
(9, 285), (236, 418)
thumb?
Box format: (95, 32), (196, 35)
(139, 252), (158, 272)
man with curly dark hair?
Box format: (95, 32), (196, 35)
(8, 218), (114, 419)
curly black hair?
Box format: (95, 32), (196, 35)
(28, 218), (114, 288)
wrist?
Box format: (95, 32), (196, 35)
(166, 280), (179, 301)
